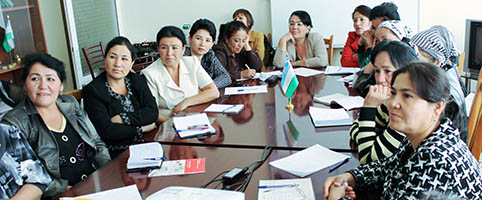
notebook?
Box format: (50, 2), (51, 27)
(324, 66), (360, 75)
(127, 142), (164, 172)
(313, 93), (364, 110)
(204, 104), (244, 114)
(172, 113), (216, 139)
(308, 107), (353, 127)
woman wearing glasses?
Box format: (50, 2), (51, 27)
(273, 10), (328, 68)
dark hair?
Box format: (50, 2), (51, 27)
(21, 53), (66, 83)
(352, 5), (371, 19)
(290, 10), (313, 28)
(156, 26), (186, 47)
(189, 19), (217, 42)
(233, 8), (254, 30)
(371, 40), (418, 70)
(392, 62), (450, 104)
(105, 36), (137, 60)
(218, 21), (249, 43)
(369, 2), (400, 21)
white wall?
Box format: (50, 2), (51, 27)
(419, 0), (482, 52)
(38, 0), (74, 91)
(116, 0), (271, 43)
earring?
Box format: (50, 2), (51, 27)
(434, 119), (437, 123)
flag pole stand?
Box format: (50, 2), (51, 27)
(285, 98), (294, 113)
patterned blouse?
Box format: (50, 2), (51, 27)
(348, 118), (482, 199)
(184, 48), (232, 88)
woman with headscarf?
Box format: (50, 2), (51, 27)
(411, 25), (468, 142)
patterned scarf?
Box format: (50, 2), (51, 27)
(377, 20), (413, 40)
(411, 25), (459, 68)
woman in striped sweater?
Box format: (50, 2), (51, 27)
(349, 40), (418, 164)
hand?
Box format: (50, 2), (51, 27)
(360, 29), (375, 48)
(323, 173), (355, 200)
(66, 185), (72, 190)
(172, 99), (191, 115)
(244, 34), (252, 51)
(358, 36), (366, 46)
(281, 32), (295, 44)
(363, 84), (391, 108)
(241, 69), (256, 78)
(111, 114), (123, 124)
(141, 122), (156, 132)
(156, 113), (169, 125)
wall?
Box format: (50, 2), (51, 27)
(38, 0), (74, 91)
(116, 0), (271, 43)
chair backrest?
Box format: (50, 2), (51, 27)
(457, 52), (465, 75)
(467, 70), (482, 159)
(132, 55), (156, 72)
(324, 35), (334, 66)
(82, 42), (105, 79)
(65, 89), (82, 103)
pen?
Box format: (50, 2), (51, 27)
(237, 88), (256, 92)
(258, 184), (299, 189)
(245, 64), (251, 69)
(329, 158), (349, 173)
(144, 157), (166, 161)
(174, 127), (209, 133)
(222, 105), (237, 112)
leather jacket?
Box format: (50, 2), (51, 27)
(2, 95), (111, 199)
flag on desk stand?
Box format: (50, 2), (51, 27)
(280, 57), (298, 112)
(3, 19), (14, 53)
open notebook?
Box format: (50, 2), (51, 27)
(308, 107), (353, 127)
(313, 93), (364, 110)
(127, 142), (164, 172)
(173, 113), (216, 139)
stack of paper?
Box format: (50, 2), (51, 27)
(269, 144), (350, 177)
(204, 104), (244, 114)
(293, 67), (323, 77)
(324, 66), (360, 75)
(60, 185), (142, 200)
(308, 107), (352, 127)
(224, 85), (268, 95)
(127, 142), (164, 171)
(146, 186), (244, 200)
(313, 93), (364, 110)
(172, 113), (216, 138)
(258, 178), (315, 200)
(149, 158), (206, 177)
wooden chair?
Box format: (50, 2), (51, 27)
(457, 52), (465, 76)
(82, 42), (105, 79)
(324, 35), (334, 66)
(65, 89), (82, 103)
(132, 55), (156, 72)
(467, 69), (482, 160)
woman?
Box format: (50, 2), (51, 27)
(2, 53), (110, 199)
(142, 26), (220, 122)
(353, 20), (413, 97)
(324, 62), (482, 199)
(213, 21), (262, 81)
(341, 5), (371, 67)
(357, 2), (400, 68)
(184, 19), (232, 88)
(411, 25), (468, 143)
(83, 36), (158, 158)
(273, 10), (328, 68)
(233, 8), (265, 61)
(349, 40), (418, 164)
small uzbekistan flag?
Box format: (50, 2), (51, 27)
(3, 19), (14, 53)
(280, 57), (298, 98)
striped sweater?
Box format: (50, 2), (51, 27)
(349, 103), (405, 164)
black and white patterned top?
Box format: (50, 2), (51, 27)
(348, 118), (482, 200)
(185, 48), (232, 88)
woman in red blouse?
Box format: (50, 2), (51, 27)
(341, 5), (371, 67)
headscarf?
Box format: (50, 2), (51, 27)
(411, 25), (459, 68)
(377, 20), (413, 40)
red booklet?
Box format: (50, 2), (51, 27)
(148, 158), (206, 177)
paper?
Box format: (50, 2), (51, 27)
(337, 74), (355, 83)
(269, 144), (350, 177)
(293, 67), (323, 77)
(466, 93), (475, 117)
(146, 186), (244, 200)
(127, 142), (164, 170)
(258, 178), (315, 200)
(309, 107), (352, 127)
(224, 85), (268, 95)
(236, 73), (260, 81)
(236, 71), (283, 81)
(172, 113), (216, 138)
(62, 185), (142, 200)
(324, 66), (360, 75)
(149, 158), (205, 177)
(204, 104), (244, 114)
(313, 93), (364, 110)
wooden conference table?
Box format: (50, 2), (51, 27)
(64, 70), (361, 199)
(154, 73), (357, 152)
